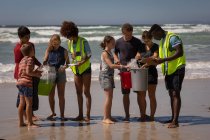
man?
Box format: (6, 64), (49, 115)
(149, 24), (186, 128)
(114, 23), (143, 121)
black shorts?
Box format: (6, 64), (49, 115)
(165, 67), (185, 91)
(75, 67), (91, 76)
(16, 77), (40, 111)
(148, 67), (158, 85)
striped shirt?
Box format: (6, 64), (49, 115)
(16, 56), (34, 87)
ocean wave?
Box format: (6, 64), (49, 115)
(1, 24), (210, 43)
(78, 25), (112, 29)
(35, 30), (59, 36)
(0, 61), (210, 83)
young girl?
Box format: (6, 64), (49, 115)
(43, 34), (70, 121)
(99, 35), (129, 124)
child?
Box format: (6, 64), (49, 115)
(14, 26), (41, 121)
(43, 34), (70, 121)
(17, 44), (42, 128)
(99, 35), (129, 124)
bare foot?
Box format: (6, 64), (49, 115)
(60, 117), (68, 121)
(28, 123), (40, 128)
(102, 119), (115, 124)
(168, 122), (179, 128)
(46, 113), (56, 120)
(71, 116), (84, 121)
(32, 115), (41, 121)
(123, 117), (130, 123)
(149, 116), (155, 122)
(19, 123), (27, 127)
(111, 117), (117, 122)
(84, 117), (90, 122)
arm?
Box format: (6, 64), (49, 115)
(33, 57), (41, 66)
(43, 48), (50, 65)
(102, 52), (127, 69)
(26, 58), (42, 77)
(155, 44), (183, 64)
(113, 48), (120, 64)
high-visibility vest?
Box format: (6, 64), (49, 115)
(68, 37), (91, 75)
(159, 32), (186, 75)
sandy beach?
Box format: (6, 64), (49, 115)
(0, 79), (210, 140)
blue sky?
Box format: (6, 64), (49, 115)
(0, 0), (210, 25)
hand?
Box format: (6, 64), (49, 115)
(36, 71), (42, 77)
(141, 63), (148, 68)
(154, 58), (165, 64)
(115, 61), (121, 65)
(58, 65), (66, 72)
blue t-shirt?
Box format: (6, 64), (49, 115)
(169, 36), (182, 51)
(72, 39), (92, 57)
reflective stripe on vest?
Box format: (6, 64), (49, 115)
(159, 32), (186, 75)
(68, 37), (91, 75)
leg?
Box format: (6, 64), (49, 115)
(25, 96), (39, 128)
(148, 84), (157, 121)
(57, 82), (66, 119)
(102, 88), (114, 124)
(168, 90), (181, 128)
(82, 73), (92, 121)
(18, 95), (26, 127)
(73, 75), (84, 121)
(122, 89), (130, 121)
(137, 91), (147, 121)
(32, 77), (40, 121)
(47, 84), (56, 119)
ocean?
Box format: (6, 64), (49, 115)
(0, 24), (210, 83)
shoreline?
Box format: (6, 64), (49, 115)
(0, 79), (210, 139)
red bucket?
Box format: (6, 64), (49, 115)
(119, 72), (132, 89)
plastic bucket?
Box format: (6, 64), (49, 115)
(119, 72), (132, 89)
(130, 68), (148, 91)
(38, 80), (54, 96)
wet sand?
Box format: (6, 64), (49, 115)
(0, 79), (210, 140)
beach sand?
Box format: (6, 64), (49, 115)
(0, 79), (210, 140)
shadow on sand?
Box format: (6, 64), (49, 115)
(156, 116), (210, 126)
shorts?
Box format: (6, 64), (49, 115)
(55, 71), (66, 83)
(99, 72), (115, 89)
(148, 67), (158, 85)
(16, 77), (39, 111)
(17, 85), (33, 97)
(75, 67), (91, 76)
(165, 67), (185, 91)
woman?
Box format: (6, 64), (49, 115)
(43, 34), (70, 121)
(60, 21), (92, 122)
(135, 31), (159, 121)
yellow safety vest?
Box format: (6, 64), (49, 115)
(68, 37), (91, 75)
(159, 32), (186, 75)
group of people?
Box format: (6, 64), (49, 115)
(14, 21), (186, 129)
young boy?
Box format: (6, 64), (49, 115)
(14, 26), (41, 121)
(17, 44), (42, 128)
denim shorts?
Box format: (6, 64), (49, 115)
(55, 71), (66, 83)
(99, 72), (115, 89)
(17, 85), (33, 97)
